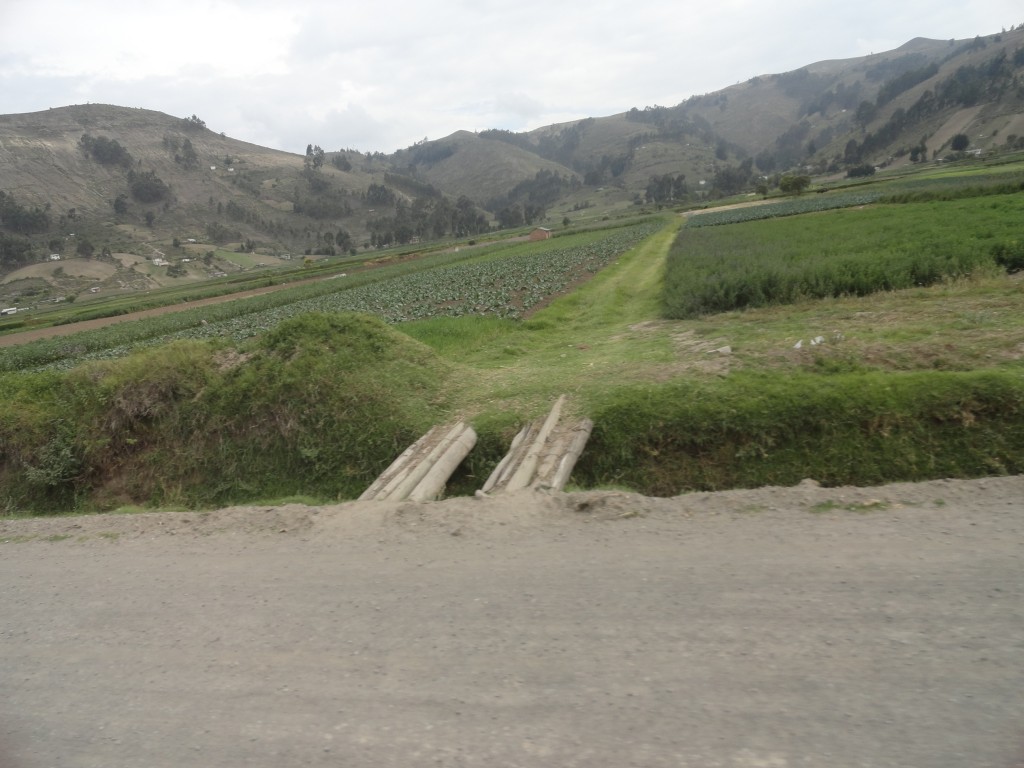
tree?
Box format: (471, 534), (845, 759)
(843, 139), (861, 164)
(0, 233), (35, 270)
(712, 159), (753, 196)
(176, 138), (198, 168)
(112, 194), (129, 214)
(496, 203), (524, 229)
(365, 183), (396, 206)
(779, 174), (812, 195)
(79, 134), (133, 167)
(183, 114), (206, 130)
(0, 191), (50, 234)
(129, 170), (171, 203)
(846, 164), (876, 178)
(855, 100), (878, 129)
(951, 133), (970, 151)
(76, 238), (95, 258)
(305, 144), (325, 170)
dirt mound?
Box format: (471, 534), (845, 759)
(3, 475), (1020, 544)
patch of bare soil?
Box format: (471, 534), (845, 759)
(2, 475), (1018, 544)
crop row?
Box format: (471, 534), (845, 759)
(685, 193), (881, 228)
(664, 195), (1024, 318)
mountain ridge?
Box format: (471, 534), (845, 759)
(2, 26), (1023, 306)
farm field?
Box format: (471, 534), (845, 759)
(666, 194), (1024, 317)
(1, 162), (1023, 512)
(0, 259), (117, 284)
(0, 221), (662, 371)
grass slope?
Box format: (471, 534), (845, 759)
(3, 168), (1024, 511)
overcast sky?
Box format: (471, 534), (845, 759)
(1, 1), (1020, 156)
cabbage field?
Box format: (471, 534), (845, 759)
(4, 221), (663, 372)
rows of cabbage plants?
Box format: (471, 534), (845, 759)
(15, 221), (661, 370)
(164, 222), (661, 341)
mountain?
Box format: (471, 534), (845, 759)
(2, 26), (1024, 290)
(387, 27), (1024, 207)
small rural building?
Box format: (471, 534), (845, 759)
(529, 227), (552, 241)
(49, 253), (61, 261)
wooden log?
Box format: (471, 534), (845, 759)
(407, 425), (478, 501)
(504, 395), (565, 492)
(386, 422), (471, 501)
(359, 424), (444, 501)
(533, 423), (576, 485)
(480, 424), (529, 493)
(548, 418), (593, 491)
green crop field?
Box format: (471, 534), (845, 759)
(2, 163), (1024, 514)
(665, 194), (1024, 318)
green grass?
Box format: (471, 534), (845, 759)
(575, 368), (1024, 494)
(0, 313), (455, 511)
(403, 218), (682, 418)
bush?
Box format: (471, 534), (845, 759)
(0, 314), (453, 511)
(129, 170), (171, 203)
(992, 241), (1024, 273)
(846, 164), (876, 178)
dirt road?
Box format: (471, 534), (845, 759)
(2, 476), (1023, 767)
(0, 279), (314, 348)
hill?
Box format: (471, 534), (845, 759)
(2, 26), (1024, 309)
(377, 26), (1024, 211)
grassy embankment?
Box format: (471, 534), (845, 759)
(2, 171), (1024, 511)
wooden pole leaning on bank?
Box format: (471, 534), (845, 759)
(480, 395), (593, 495)
(359, 422), (477, 502)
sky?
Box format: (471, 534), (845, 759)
(1, 1), (1021, 156)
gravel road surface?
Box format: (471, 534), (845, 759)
(2, 476), (1022, 767)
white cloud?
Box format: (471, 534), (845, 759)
(1, 0), (1021, 154)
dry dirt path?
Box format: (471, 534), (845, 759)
(2, 476), (1023, 767)
(0, 277), (324, 348)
